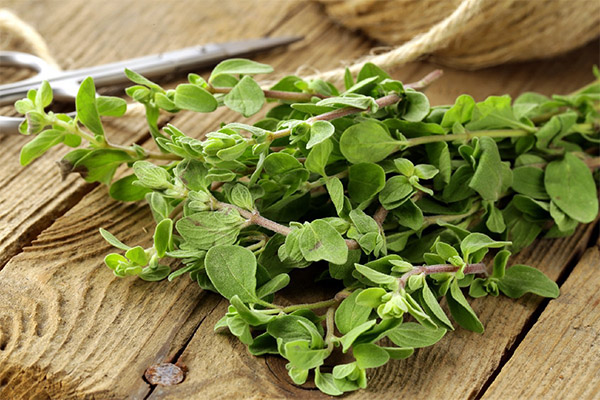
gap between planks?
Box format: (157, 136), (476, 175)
(472, 218), (600, 400)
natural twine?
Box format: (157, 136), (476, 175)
(0, 9), (59, 69)
(319, 0), (600, 73)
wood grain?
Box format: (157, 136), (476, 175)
(0, 186), (220, 399)
(481, 246), (600, 400)
(144, 221), (598, 400)
(0, 0), (598, 399)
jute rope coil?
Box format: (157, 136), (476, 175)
(0, 9), (60, 69)
(319, 0), (600, 71)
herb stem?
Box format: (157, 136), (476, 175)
(210, 85), (326, 101)
(324, 306), (337, 351)
(214, 198), (361, 249)
(399, 262), (487, 289)
(404, 69), (444, 91)
(282, 298), (339, 313)
(422, 202), (481, 225)
(269, 93), (402, 141)
(215, 201), (292, 236)
(404, 129), (532, 147)
(52, 116), (180, 161)
(373, 206), (389, 230)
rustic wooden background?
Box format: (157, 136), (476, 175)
(0, 1), (598, 399)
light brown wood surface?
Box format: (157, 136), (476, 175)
(482, 246), (600, 400)
(0, 1), (598, 399)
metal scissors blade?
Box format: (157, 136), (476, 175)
(0, 36), (302, 133)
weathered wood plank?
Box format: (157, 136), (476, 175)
(146, 222), (597, 400)
(0, 186), (219, 399)
(481, 246), (600, 400)
(0, 0), (598, 399)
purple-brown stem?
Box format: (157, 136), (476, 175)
(399, 262), (487, 289)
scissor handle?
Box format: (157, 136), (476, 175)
(0, 51), (68, 105)
(0, 51), (56, 76)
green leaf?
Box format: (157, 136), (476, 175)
(414, 164), (438, 180)
(338, 319), (377, 352)
(387, 322), (447, 348)
(19, 129), (64, 166)
(153, 218), (173, 257)
(403, 90), (430, 122)
(248, 332), (278, 356)
(441, 94), (475, 128)
(109, 174), (151, 201)
(230, 184), (254, 211)
(469, 137), (503, 201)
(355, 287), (387, 308)
(357, 62), (390, 82)
(73, 149), (135, 185)
(492, 249), (511, 279)
(348, 163), (386, 203)
(349, 209), (379, 234)
(497, 265), (559, 298)
(549, 202), (578, 233)
(353, 343), (390, 369)
(176, 210), (244, 250)
(340, 121), (400, 164)
(344, 67), (354, 90)
(230, 296), (274, 326)
(76, 77), (104, 137)
(133, 161), (171, 189)
(125, 69), (163, 91)
(393, 199), (423, 230)
(544, 153), (598, 223)
(224, 75), (265, 117)
(256, 273), (290, 299)
(125, 246), (148, 265)
(421, 280), (453, 330)
(204, 245), (257, 302)
(174, 84), (218, 113)
(299, 220), (348, 264)
(466, 95), (534, 132)
(443, 165), (475, 202)
(305, 139), (333, 177)
(382, 346), (414, 360)
(314, 368), (344, 396)
(446, 279), (484, 333)
(99, 228), (131, 251)
(326, 177), (345, 215)
(317, 94), (378, 112)
(267, 315), (316, 343)
(335, 290), (372, 335)
(307, 121), (335, 149)
(97, 96), (127, 117)
(210, 58), (273, 82)
(284, 340), (328, 370)
(36, 80), (53, 108)
(379, 176), (414, 210)
(15, 98), (35, 114)
(354, 264), (396, 286)
(512, 166), (549, 200)
(460, 232), (510, 262)
(485, 203), (506, 233)
(139, 265), (171, 281)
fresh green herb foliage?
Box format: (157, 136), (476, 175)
(14, 59), (599, 396)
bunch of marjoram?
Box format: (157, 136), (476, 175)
(15, 60), (599, 395)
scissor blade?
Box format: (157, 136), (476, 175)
(220, 36), (303, 58)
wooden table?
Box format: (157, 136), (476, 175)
(0, 1), (598, 399)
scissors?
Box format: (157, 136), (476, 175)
(0, 36), (301, 134)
